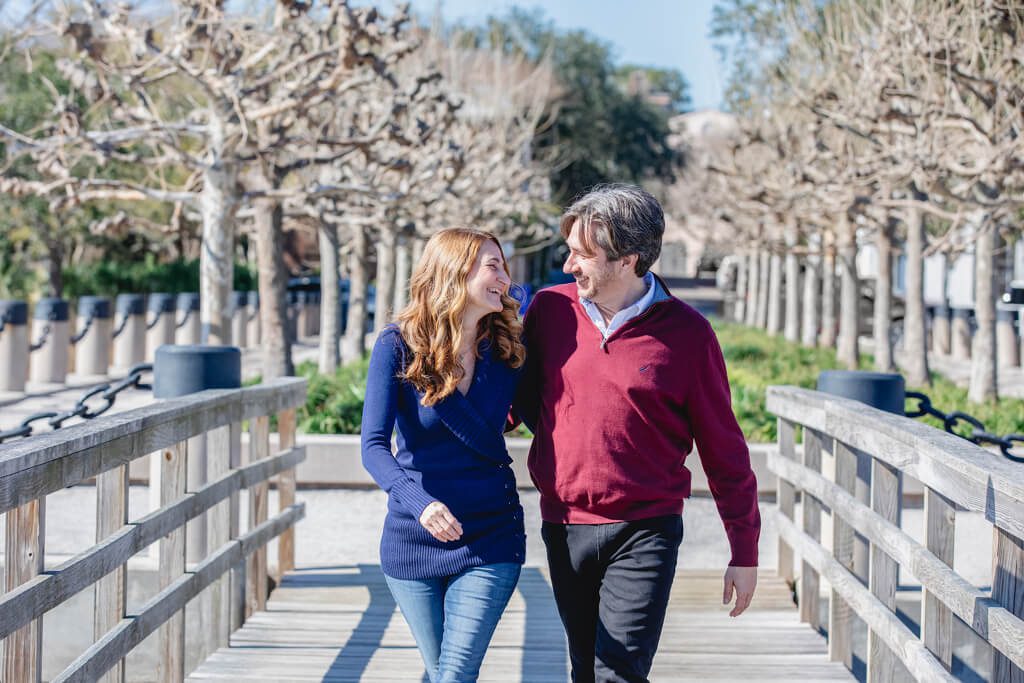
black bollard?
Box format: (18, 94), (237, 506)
(30, 298), (70, 384)
(0, 300), (29, 392)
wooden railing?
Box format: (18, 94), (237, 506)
(766, 385), (1024, 682)
(0, 376), (307, 682)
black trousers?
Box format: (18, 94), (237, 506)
(542, 515), (684, 683)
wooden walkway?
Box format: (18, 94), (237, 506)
(188, 565), (854, 682)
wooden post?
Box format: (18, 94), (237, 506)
(229, 421), (247, 632)
(800, 428), (824, 630)
(867, 459), (900, 682)
(922, 488), (955, 670)
(157, 441), (187, 683)
(206, 424), (233, 651)
(829, 440), (857, 668)
(95, 465), (129, 683)
(276, 408), (297, 578)
(3, 498), (45, 683)
(777, 418), (796, 583)
(247, 416), (271, 616)
(992, 529), (1024, 682)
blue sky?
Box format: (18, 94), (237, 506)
(404, 0), (725, 111)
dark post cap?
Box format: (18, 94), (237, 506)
(34, 298), (69, 321)
(78, 296), (112, 319)
(0, 300), (29, 325)
(817, 370), (906, 415)
(951, 307), (972, 320)
(116, 294), (146, 316)
(176, 293), (200, 312)
(147, 293), (176, 314)
(231, 291), (248, 308)
(996, 302), (1023, 321)
(153, 345), (242, 398)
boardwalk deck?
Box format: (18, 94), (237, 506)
(188, 565), (854, 682)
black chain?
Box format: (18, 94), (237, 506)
(175, 309), (192, 329)
(28, 323), (52, 352)
(0, 309), (10, 334)
(110, 313), (130, 339)
(69, 312), (95, 345)
(0, 363), (153, 443)
(905, 391), (1024, 463)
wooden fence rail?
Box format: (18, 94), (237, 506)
(0, 377), (307, 682)
(766, 385), (1024, 683)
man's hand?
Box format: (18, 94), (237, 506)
(723, 566), (757, 617)
(419, 501), (463, 542)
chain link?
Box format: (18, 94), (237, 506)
(28, 323), (52, 352)
(0, 363), (153, 444)
(905, 391), (1024, 463)
(69, 312), (95, 345)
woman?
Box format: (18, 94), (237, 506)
(361, 228), (527, 683)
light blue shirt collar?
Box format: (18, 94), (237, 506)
(580, 271), (659, 339)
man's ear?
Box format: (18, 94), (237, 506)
(620, 253), (639, 273)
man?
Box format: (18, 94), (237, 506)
(515, 184), (760, 683)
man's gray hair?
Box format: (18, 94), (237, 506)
(559, 183), (665, 276)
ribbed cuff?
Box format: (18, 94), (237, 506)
(390, 478), (438, 519)
(727, 529), (760, 567)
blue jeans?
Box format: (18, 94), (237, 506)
(385, 563), (521, 683)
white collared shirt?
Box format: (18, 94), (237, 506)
(580, 272), (658, 339)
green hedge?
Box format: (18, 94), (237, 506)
(63, 256), (256, 298)
(293, 320), (1024, 444)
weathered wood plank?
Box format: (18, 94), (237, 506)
(0, 446), (304, 641)
(867, 458), (900, 682)
(3, 497), (44, 683)
(992, 529), (1024, 683)
(248, 416), (271, 617)
(777, 418), (796, 583)
(94, 465), (129, 683)
(800, 427), (823, 630)
(0, 378), (306, 513)
(53, 504), (304, 683)
(276, 408), (297, 578)
(158, 440), (187, 683)
(775, 513), (955, 682)
(207, 424), (232, 653)
(829, 439), (856, 668)
(767, 449), (1024, 669)
(922, 487), (955, 670)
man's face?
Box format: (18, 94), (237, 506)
(562, 219), (621, 303)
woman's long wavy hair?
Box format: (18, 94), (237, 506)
(397, 228), (525, 406)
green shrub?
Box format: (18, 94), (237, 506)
(295, 358), (371, 434)
(712, 319), (1024, 443)
(63, 256), (256, 297)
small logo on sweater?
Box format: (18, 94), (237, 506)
(639, 364), (650, 373)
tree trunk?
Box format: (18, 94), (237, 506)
(374, 227), (397, 336)
(745, 249), (760, 327)
(837, 213), (860, 369)
(254, 197), (293, 379)
(756, 248), (770, 329)
(873, 218), (895, 372)
(801, 254), (819, 347)
(394, 236), (411, 316)
(45, 235), (63, 298)
(766, 248), (783, 336)
(903, 204), (931, 386)
(199, 115), (237, 346)
(784, 223), (801, 342)
(734, 250), (748, 323)
(342, 225), (370, 362)
(820, 231), (838, 348)
(968, 219), (997, 403)
(318, 221), (340, 374)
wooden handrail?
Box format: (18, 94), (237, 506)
(0, 378), (307, 683)
(766, 385), (1024, 683)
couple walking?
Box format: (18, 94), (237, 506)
(361, 184), (761, 683)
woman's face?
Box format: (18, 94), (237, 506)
(465, 240), (511, 315)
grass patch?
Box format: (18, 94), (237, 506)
(712, 319), (1024, 443)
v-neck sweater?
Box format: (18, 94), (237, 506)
(516, 281), (761, 567)
(361, 326), (526, 579)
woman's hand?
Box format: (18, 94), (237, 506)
(419, 501), (463, 542)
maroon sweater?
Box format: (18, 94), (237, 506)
(516, 281), (760, 567)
